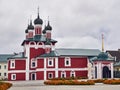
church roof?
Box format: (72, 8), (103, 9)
(106, 49), (120, 62)
(40, 48), (101, 57)
(21, 35), (57, 45)
(0, 54), (14, 62)
(91, 52), (114, 61)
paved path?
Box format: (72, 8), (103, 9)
(8, 81), (120, 90)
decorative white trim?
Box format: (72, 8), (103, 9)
(65, 57), (71, 66)
(10, 60), (15, 69)
(11, 74), (16, 80)
(70, 71), (75, 77)
(25, 45), (30, 80)
(8, 70), (26, 73)
(36, 68), (88, 71)
(55, 57), (58, 78)
(48, 73), (53, 79)
(44, 58), (47, 80)
(61, 71), (66, 78)
(31, 73), (36, 80)
(31, 58), (37, 68)
(47, 58), (54, 67)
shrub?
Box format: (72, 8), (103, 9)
(0, 82), (12, 90)
(44, 80), (95, 85)
(103, 79), (120, 85)
(93, 79), (105, 83)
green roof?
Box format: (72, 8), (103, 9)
(0, 54), (14, 62)
(39, 48), (101, 57)
(91, 52), (114, 61)
(21, 35), (57, 45)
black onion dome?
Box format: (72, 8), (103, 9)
(25, 29), (28, 33)
(46, 21), (52, 30)
(97, 52), (108, 59)
(28, 20), (34, 30)
(42, 25), (47, 34)
(34, 14), (43, 25)
(25, 24), (29, 33)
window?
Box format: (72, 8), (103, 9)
(0, 65), (1, 69)
(10, 60), (15, 68)
(65, 57), (71, 66)
(4, 65), (6, 69)
(61, 71), (66, 78)
(48, 58), (54, 67)
(4, 73), (6, 76)
(0, 73), (1, 76)
(70, 71), (75, 77)
(31, 58), (36, 68)
(11, 74), (16, 80)
(48, 73), (53, 79)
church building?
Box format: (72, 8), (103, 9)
(7, 10), (114, 81)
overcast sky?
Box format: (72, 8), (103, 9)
(0, 0), (120, 54)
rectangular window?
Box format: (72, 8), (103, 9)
(65, 57), (71, 66)
(70, 71), (75, 77)
(0, 65), (1, 69)
(10, 60), (15, 68)
(4, 73), (6, 76)
(31, 59), (37, 68)
(48, 73), (53, 79)
(4, 65), (6, 69)
(11, 74), (16, 80)
(61, 71), (66, 78)
(0, 73), (1, 76)
(48, 58), (54, 67)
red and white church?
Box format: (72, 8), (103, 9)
(8, 11), (114, 81)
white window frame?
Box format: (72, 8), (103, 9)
(11, 74), (16, 80)
(48, 73), (53, 79)
(61, 71), (66, 78)
(65, 57), (71, 66)
(31, 58), (37, 68)
(48, 58), (54, 67)
(70, 71), (75, 77)
(10, 60), (15, 69)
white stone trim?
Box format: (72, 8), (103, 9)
(44, 58), (47, 80)
(61, 71), (66, 78)
(36, 68), (88, 71)
(10, 60), (15, 69)
(65, 57), (71, 66)
(47, 58), (54, 67)
(55, 57), (58, 78)
(31, 58), (37, 68)
(48, 73), (53, 79)
(11, 74), (16, 80)
(70, 71), (75, 77)
(25, 45), (30, 80)
(8, 70), (26, 73)
(31, 73), (36, 80)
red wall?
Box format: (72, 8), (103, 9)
(30, 48), (45, 59)
(58, 57), (87, 68)
(36, 71), (44, 80)
(8, 60), (26, 70)
(37, 59), (44, 68)
(8, 73), (25, 81)
(76, 71), (88, 78)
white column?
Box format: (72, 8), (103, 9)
(98, 62), (102, 79)
(87, 58), (92, 79)
(44, 58), (47, 80)
(25, 45), (30, 80)
(55, 57), (58, 78)
(111, 63), (114, 78)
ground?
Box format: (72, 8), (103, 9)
(8, 80), (120, 90)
